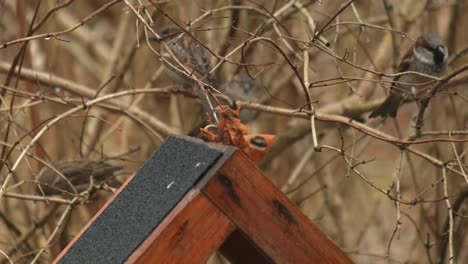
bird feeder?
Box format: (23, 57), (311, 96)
(54, 135), (352, 264)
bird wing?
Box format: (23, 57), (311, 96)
(390, 40), (416, 95)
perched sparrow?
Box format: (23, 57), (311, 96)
(224, 74), (257, 102)
(36, 159), (122, 196)
(159, 26), (217, 87)
(189, 74), (260, 138)
(158, 26), (218, 120)
(369, 34), (448, 118)
(223, 73), (262, 123)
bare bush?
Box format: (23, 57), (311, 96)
(0, 0), (467, 263)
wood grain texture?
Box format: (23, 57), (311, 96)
(202, 151), (353, 264)
(126, 190), (234, 264)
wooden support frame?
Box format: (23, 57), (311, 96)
(127, 190), (234, 264)
(55, 136), (352, 264)
(203, 151), (351, 263)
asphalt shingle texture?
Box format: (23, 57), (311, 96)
(58, 136), (223, 264)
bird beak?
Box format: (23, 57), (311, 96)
(437, 45), (445, 53)
(437, 45), (448, 62)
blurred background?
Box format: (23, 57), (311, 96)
(0, 0), (467, 263)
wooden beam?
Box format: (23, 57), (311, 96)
(54, 136), (229, 264)
(202, 151), (353, 264)
(126, 190), (234, 263)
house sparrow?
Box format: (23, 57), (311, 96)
(188, 74), (260, 138)
(158, 26), (219, 120)
(369, 34), (448, 118)
(36, 159), (122, 196)
(223, 73), (262, 123)
(159, 26), (217, 87)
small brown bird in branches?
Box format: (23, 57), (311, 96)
(223, 73), (262, 123)
(369, 34), (448, 118)
(157, 26), (219, 120)
(35, 160), (122, 196)
(158, 26), (218, 87)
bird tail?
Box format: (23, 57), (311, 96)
(369, 94), (403, 118)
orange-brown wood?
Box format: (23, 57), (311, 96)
(126, 190), (235, 264)
(202, 151), (353, 264)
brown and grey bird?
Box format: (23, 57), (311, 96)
(223, 73), (262, 123)
(158, 26), (219, 120)
(159, 26), (218, 86)
(369, 34), (448, 118)
(36, 159), (122, 196)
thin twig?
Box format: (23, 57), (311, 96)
(0, 0), (122, 49)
